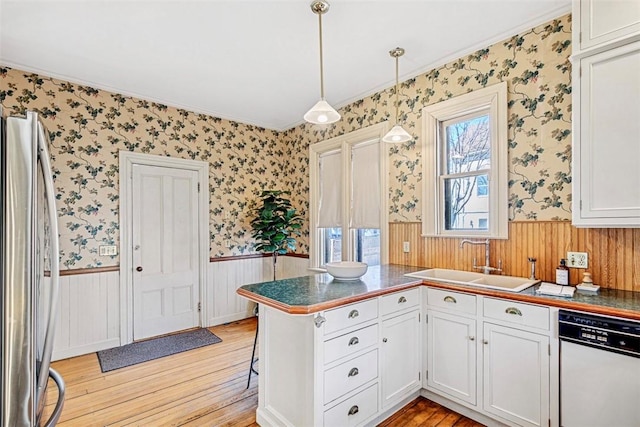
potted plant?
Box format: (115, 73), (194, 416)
(250, 190), (303, 281)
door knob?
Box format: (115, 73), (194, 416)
(136, 266), (143, 272)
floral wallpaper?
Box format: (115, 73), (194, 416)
(0, 67), (282, 268)
(282, 14), (572, 227)
(1, 13), (572, 270)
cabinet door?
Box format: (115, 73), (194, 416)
(574, 41), (640, 226)
(380, 309), (420, 407)
(427, 310), (477, 406)
(483, 323), (549, 427)
(578, 0), (640, 51)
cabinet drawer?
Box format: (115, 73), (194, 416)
(381, 288), (420, 316)
(324, 349), (378, 404)
(324, 299), (378, 336)
(324, 324), (378, 365)
(427, 288), (476, 315)
(324, 383), (378, 427)
(483, 298), (549, 330)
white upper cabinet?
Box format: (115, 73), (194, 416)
(572, 0), (640, 227)
(575, 0), (640, 52)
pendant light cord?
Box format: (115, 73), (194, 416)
(318, 11), (325, 99)
(394, 54), (399, 125)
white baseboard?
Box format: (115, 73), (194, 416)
(52, 337), (121, 362)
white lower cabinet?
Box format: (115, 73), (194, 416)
(427, 310), (476, 405)
(425, 293), (556, 427)
(324, 382), (379, 426)
(483, 323), (550, 427)
(257, 290), (422, 427)
(381, 309), (421, 407)
(256, 288), (557, 427)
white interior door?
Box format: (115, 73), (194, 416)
(132, 164), (200, 340)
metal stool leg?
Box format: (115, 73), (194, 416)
(247, 306), (259, 389)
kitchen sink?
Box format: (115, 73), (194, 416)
(404, 268), (540, 292)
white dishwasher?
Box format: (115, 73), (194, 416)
(559, 310), (640, 427)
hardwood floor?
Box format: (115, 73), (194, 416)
(45, 318), (483, 426)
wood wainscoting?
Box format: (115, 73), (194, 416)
(389, 221), (639, 292)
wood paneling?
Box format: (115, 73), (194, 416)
(53, 271), (120, 361)
(389, 221), (639, 292)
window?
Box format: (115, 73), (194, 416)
(422, 82), (508, 238)
(309, 123), (389, 268)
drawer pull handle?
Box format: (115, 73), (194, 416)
(348, 405), (359, 416)
(398, 296), (407, 304)
(348, 309), (359, 319)
(444, 296), (457, 304)
(348, 367), (359, 377)
(348, 337), (359, 346)
(505, 307), (522, 316)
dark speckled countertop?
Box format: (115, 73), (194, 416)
(237, 264), (640, 320)
(237, 264), (423, 314)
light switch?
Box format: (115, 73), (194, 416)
(99, 245), (118, 256)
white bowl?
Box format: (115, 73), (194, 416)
(325, 261), (368, 281)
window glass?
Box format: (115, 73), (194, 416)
(444, 176), (489, 231)
(321, 228), (342, 265)
(476, 175), (488, 196)
(355, 229), (380, 266)
(445, 114), (490, 174)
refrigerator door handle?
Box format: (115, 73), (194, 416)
(41, 368), (65, 427)
(35, 122), (61, 404)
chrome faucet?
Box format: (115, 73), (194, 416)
(459, 238), (502, 274)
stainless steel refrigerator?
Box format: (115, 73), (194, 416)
(1, 107), (65, 426)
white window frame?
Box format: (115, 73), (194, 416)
(422, 82), (508, 239)
(309, 122), (390, 268)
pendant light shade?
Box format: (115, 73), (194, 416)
(304, 1), (340, 125)
(383, 47), (412, 143)
(383, 124), (413, 143)
(304, 99), (341, 124)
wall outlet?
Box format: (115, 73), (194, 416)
(567, 252), (588, 268)
(403, 241), (410, 253)
(99, 245), (118, 256)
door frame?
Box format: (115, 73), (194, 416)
(119, 151), (209, 345)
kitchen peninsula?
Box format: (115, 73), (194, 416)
(237, 264), (425, 427)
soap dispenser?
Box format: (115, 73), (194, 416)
(555, 258), (569, 286)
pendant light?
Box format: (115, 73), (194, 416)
(382, 47), (412, 143)
(304, 0), (341, 125)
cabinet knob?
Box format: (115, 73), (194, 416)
(382, 337), (388, 343)
(483, 340), (489, 345)
(348, 405), (359, 416)
(469, 336), (475, 341)
(505, 307), (522, 316)
(348, 337), (359, 346)
(444, 295), (457, 304)
(348, 367), (359, 377)
(398, 296), (407, 304)
(348, 309), (359, 319)
(136, 266), (143, 272)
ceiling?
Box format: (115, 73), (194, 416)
(0, 0), (570, 131)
